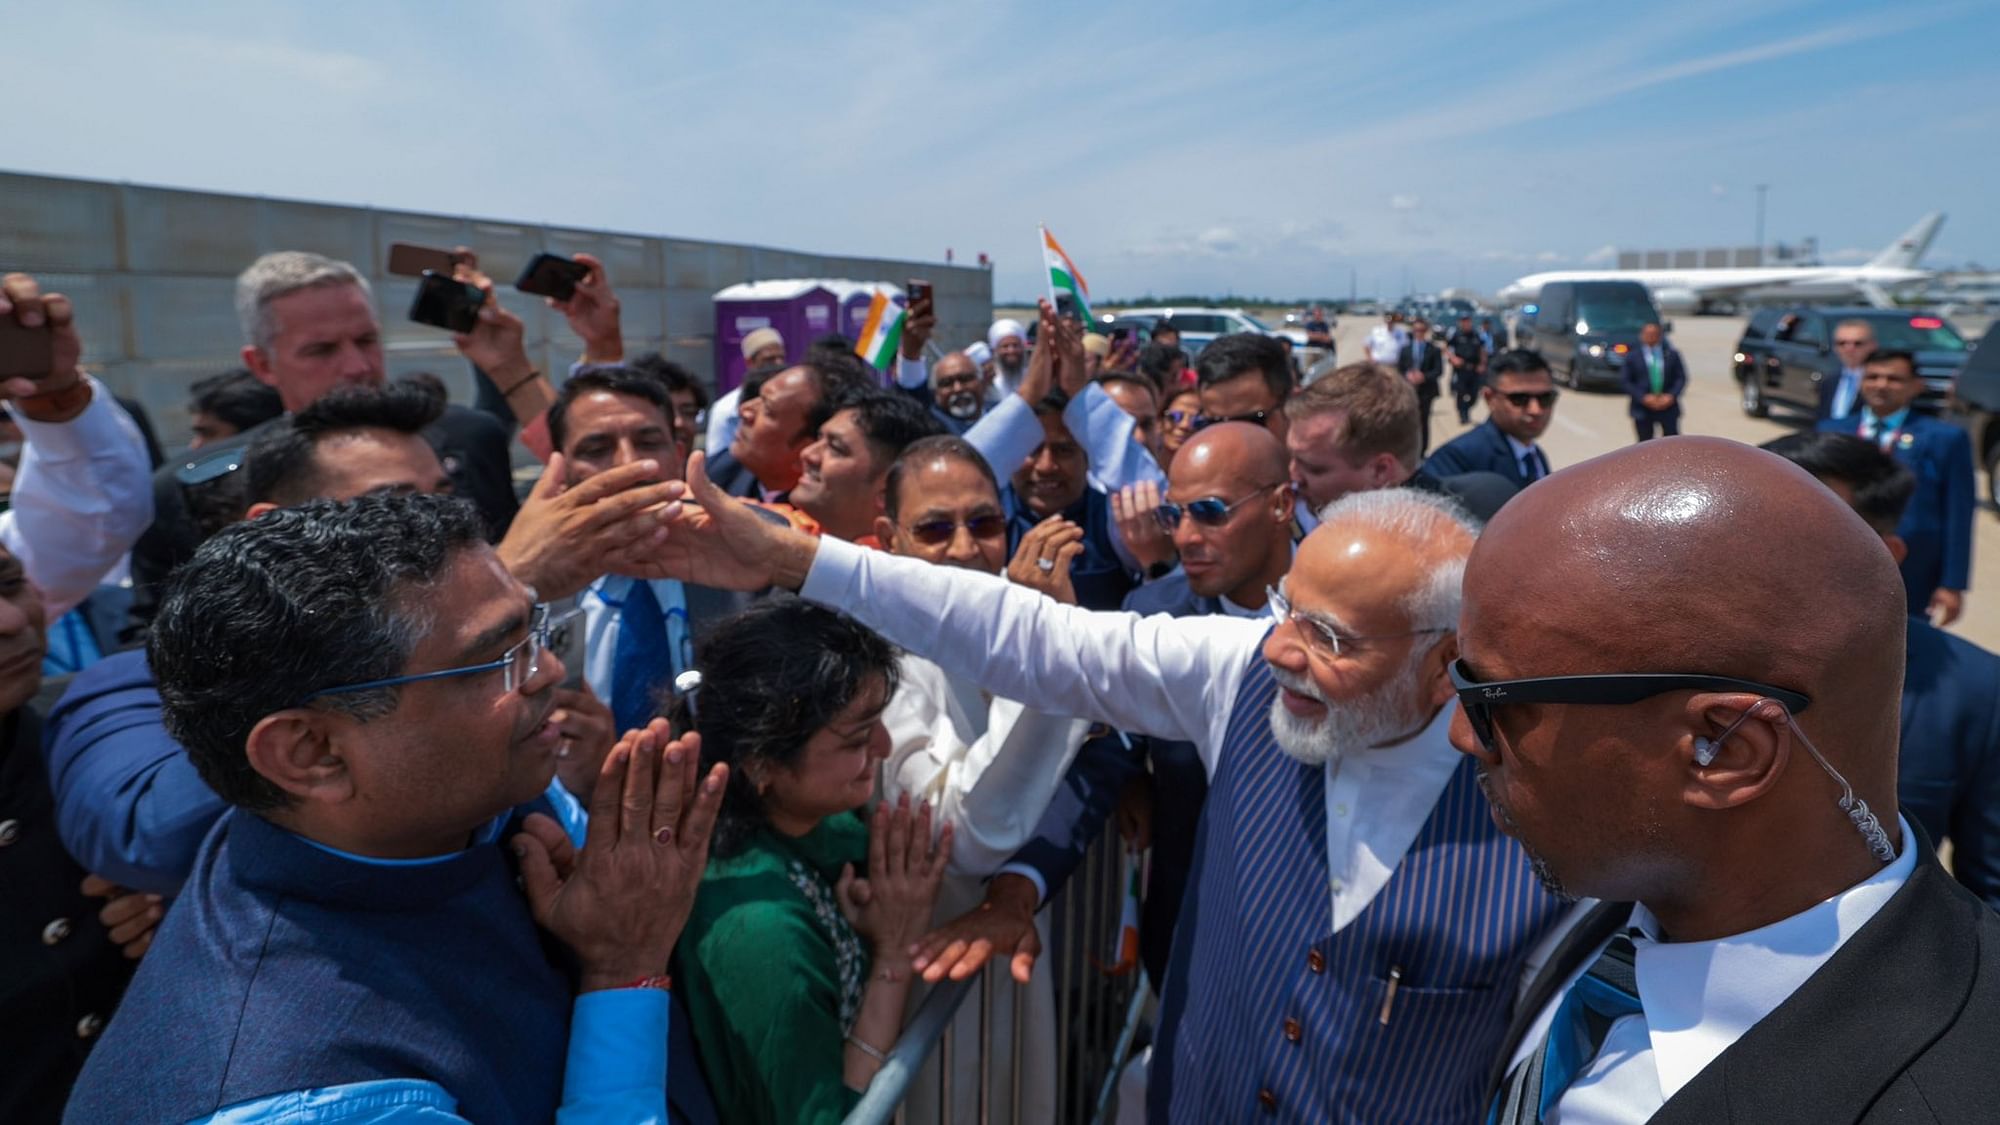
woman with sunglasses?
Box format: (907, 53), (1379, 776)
(865, 434), (1102, 1122)
(670, 598), (952, 1125)
(1159, 387), (1202, 468)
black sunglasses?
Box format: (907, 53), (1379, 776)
(1448, 659), (1812, 753)
(1192, 409), (1272, 431)
(907, 513), (1008, 546)
(1500, 391), (1559, 409)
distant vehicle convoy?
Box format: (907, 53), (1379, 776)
(1513, 280), (1665, 391)
(1731, 306), (1969, 418)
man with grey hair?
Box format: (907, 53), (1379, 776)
(1820, 317), (1878, 422)
(644, 459), (1575, 1123)
(126, 250), (519, 635)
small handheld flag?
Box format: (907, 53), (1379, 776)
(853, 288), (907, 371)
(1041, 225), (1093, 324)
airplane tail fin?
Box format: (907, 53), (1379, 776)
(1867, 212), (1944, 269)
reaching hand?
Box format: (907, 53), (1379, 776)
(550, 253), (623, 364)
(515, 720), (727, 992)
(1005, 515), (1085, 604)
(451, 259), (533, 387)
(551, 683), (617, 801)
(910, 872), (1042, 984)
(495, 454), (685, 601)
(837, 795), (952, 970)
(80, 874), (163, 960)
(646, 450), (822, 591)
(1931, 587), (1965, 628)
(0, 273), (85, 401)
(1111, 482), (1176, 573)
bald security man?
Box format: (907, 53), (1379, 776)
(948, 423), (1299, 1000)
(1460, 436), (2000, 1125)
(648, 450), (1573, 1123)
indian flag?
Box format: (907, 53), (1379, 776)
(1041, 225), (1093, 323)
(853, 288), (906, 370)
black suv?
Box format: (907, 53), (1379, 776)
(1516, 280), (1662, 391)
(1948, 320), (2000, 503)
(1733, 306), (1968, 418)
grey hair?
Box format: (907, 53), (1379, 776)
(236, 251), (372, 351)
(1313, 487), (1478, 629)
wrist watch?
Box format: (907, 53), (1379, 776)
(14, 373), (92, 423)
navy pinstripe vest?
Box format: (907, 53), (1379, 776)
(1150, 644), (1568, 1123)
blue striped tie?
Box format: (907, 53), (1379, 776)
(1491, 933), (1644, 1124)
(611, 580), (672, 736)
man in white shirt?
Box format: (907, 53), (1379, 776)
(1365, 311), (1406, 367)
(987, 318), (1030, 400)
(1458, 436), (2000, 1124)
(0, 273), (154, 618)
(649, 452), (1573, 1123)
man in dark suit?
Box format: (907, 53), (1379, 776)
(125, 251), (519, 639)
(1817, 348), (1976, 625)
(1817, 318), (1878, 422)
(1398, 317), (1446, 454)
(1762, 429), (2000, 911)
(1620, 321), (1687, 441)
(1459, 437), (2000, 1124)
(1421, 349), (1557, 491)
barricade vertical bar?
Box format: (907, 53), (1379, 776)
(978, 969), (993, 1125)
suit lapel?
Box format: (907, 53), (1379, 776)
(1651, 847), (1978, 1124)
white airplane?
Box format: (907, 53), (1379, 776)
(1497, 212), (1943, 314)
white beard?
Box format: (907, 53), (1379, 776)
(1266, 657), (1427, 766)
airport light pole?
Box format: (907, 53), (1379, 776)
(1754, 184), (1769, 258)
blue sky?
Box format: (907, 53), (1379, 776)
(3, 0), (1994, 302)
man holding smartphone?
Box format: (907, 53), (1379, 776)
(0, 274), (155, 620)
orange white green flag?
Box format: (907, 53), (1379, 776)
(1041, 225), (1093, 323)
(853, 288), (906, 370)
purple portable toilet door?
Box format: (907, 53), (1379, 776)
(713, 285), (840, 395)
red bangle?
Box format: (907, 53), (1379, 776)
(624, 974), (672, 992)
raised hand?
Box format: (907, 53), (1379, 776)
(0, 272), (85, 405)
(550, 252), (623, 365)
(1017, 300), (1058, 406)
(494, 453), (685, 601)
(900, 298), (936, 362)
(450, 258), (533, 389)
(1111, 481), (1176, 573)
(838, 795), (953, 970)
(910, 871), (1042, 984)
(646, 450), (822, 591)
(1049, 307), (1089, 398)
(1005, 514), (1085, 604)
(514, 720), (727, 992)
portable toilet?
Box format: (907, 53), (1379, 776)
(822, 279), (907, 345)
(711, 280), (841, 395)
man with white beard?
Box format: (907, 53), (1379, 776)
(650, 464), (1573, 1124)
(987, 318), (1030, 399)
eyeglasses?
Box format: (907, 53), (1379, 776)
(1447, 658), (1812, 754)
(1155, 483), (1288, 531)
(1193, 409), (1272, 431)
(906, 513), (1009, 545)
(1268, 581), (1450, 661)
(299, 603), (575, 704)
(1164, 409), (1197, 427)
(1500, 391), (1559, 409)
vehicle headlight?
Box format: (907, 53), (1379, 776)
(1587, 344), (1604, 358)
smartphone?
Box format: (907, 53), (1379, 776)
(1109, 326), (1136, 346)
(387, 242), (459, 278)
(905, 279), (934, 314)
(515, 253), (590, 302)
(549, 603), (588, 690)
(408, 271), (485, 333)
(0, 319), (55, 380)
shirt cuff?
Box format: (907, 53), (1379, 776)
(896, 356), (929, 390)
(800, 534), (867, 606)
(12, 374), (122, 460)
(561, 988), (670, 1115)
(995, 863), (1049, 907)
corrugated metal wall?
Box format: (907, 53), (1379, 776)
(0, 171), (993, 445)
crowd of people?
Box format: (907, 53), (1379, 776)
(2, 242), (1997, 1125)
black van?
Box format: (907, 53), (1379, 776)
(1520, 280), (1663, 391)
(1949, 320), (1999, 503)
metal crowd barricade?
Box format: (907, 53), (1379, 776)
(844, 824), (1147, 1125)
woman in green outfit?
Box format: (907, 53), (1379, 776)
(673, 598), (953, 1125)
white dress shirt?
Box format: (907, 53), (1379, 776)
(1509, 818), (1917, 1124)
(881, 654), (1096, 876)
(1, 376), (154, 617)
(704, 385), (743, 454)
(802, 537), (1470, 929)
(578, 574), (691, 706)
(1366, 326), (1402, 365)
(1504, 433), (1548, 482)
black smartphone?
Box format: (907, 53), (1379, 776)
(549, 603), (587, 690)
(516, 253), (590, 302)
(409, 271), (485, 333)
(0, 319), (55, 380)
(387, 242), (460, 278)
(905, 279), (934, 313)
(1109, 326), (1136, 345)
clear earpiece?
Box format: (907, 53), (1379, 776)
(1703, 700), (1895, 864)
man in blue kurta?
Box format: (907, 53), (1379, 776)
(66, 493), (723, 1124)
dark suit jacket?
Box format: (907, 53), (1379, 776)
(1900, 615), (2000, 910)
(698, 446), (764, 500)
(1491, 837), (2000, 1123)
(1421, 419), (1543, 490)
(1817, 413), (1976, 604)
(1398, 338), (1445, 397)
(1619, 344), (1688, 419)
(125, 404), (519, 638)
